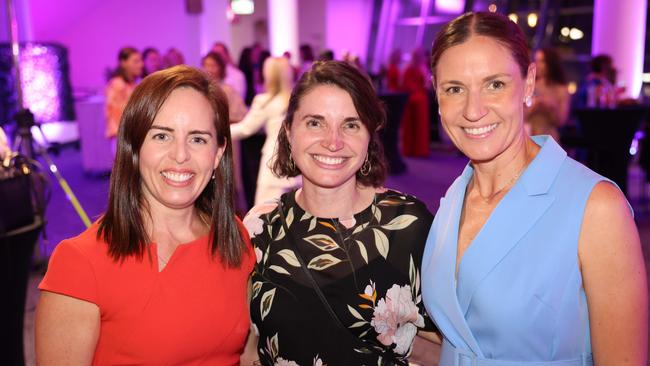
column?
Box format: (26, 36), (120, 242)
(592, 0), (647, 99)
(268, 0), (298, 61)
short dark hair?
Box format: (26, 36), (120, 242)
(202, 51), (228, 79)
(590, 54), (613, 74)
(114, 46), (139, 82)
(98, 65), (246, 267)
(538, 47), (567, 85)
(273, 60), (387, 187)
(430, 12), (531, 85)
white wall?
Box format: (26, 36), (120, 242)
(325, 0), (373, 64)
(28, 0), (207, 91)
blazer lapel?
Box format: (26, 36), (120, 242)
(456, 136), (566, 316)
(424, 167), (484, 356)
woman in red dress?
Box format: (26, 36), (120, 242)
(401, 48), (431, 157)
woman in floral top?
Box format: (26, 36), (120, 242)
(241, 61), (437, 365)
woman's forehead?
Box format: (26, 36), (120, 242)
(436, 36), (521, 80)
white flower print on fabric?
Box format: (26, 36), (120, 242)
(370, 284), (425, 354)
(274, 357), (299, 366)
(243, 213), (265, 239)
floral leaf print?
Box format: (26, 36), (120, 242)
(307, 254), (342, 270)
(243, 214), (265, 239)
(312, 355), (325, 366)
(274, 226), (286, 241)
(381, 214), (417, 231)
(304, 234), (339, 251)
(275, 358), (299, 366)
(409, 256), (417, 298)
(372, 228), (389, 259)
(269, 265), (290, 275)
(319, 220), (337, 231)
(359, 280), (377, 305)
(348, 304), (364, 320)
(350, 321), (367, 328)
(352, 221), (369, 235)
(300, 211), (312, 221)
(373, 205), (382, 224)
(286, 207), (295, 227)
(252, 281), (263, 299)
(268, 333), (279, 359)
(260, 288), (277, 321)
(355, 240), (369, 264)
(277, 249), (301, 267)
(308, 216), (317, 232)
(377, 197), (404, 206)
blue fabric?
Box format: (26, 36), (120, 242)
(422, 136), (612, 365)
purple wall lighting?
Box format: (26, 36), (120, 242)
(436, 0), (464, 13)
(0, 43), (75, 126)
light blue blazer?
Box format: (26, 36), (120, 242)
(422, 136), (615, 365)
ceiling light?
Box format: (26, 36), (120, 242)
(231, 0), (254, 15)
(527, 13), (538, 27)
(569, 27), (584, 40)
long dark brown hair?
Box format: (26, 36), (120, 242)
(430, 12), (531, 85)
(98, 65), (246, 267)
(273, 60), (387, 187)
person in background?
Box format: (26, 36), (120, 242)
(238, 47), (256, 106)
(230, 57), (300, 205)
(385, 49), (402, 92)
(319, 49), (334, 61)
(575, 54), (617, 109)
(213, 42), (247, 100)
(162, 47), (185, 68)
(298, 44), (315, 78)
(36, 66), (254, 365)
(400, 47), (430, 157)
(141, 47), (162, 78)
(524, 47), (570, 140)
(105, 46), (142, 155)
(422, 11), (647, 365)
(202, 51), (248, 213)
(241, 60), (437, 365)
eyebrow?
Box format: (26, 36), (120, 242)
(439, 73), (512, 85)
(150, 125), (213, 137)
(301, 114), (361, 122)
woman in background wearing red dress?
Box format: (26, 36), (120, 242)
(401, 48), (431, 157)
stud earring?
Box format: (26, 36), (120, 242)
(524, 95), (533, 107)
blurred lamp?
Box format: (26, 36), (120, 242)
(508, 13), (518, 23)
(231, 0), (254, 15)
(642, 73), (650, 83)
(488, 3), (497, 12)
(569, 27), (584, 40)
(560, 27), (570, 37)
(527, 13), (538, 27)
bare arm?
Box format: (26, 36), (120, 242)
(240, 278), (260, 366)
(36, 291), (100, 366)
(230, 95), (271, 140)
(579, 182), (648, 365)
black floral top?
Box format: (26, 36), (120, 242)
(242, 190), (435, 366)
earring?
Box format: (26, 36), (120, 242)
(360, 156), (371, 176)
(524, 95), (532, 107)
(287, 144), (296, 173)
(438, 108), (441, 115)
(211, 169), (216, 180)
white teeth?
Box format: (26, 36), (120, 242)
(161, 171), (194, 182)
(463, 123), (497, 136)
(313, 155), (345, 165)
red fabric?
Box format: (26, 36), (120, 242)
(386, 64), (401, 92)
(401, 65), (430, 157)
(39, 219), (254, 366)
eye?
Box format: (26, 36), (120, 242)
(152, 132), (169, 141)
(343, 121), (361, 131)
(445, 86), (462, 95)
(190, 136), (208, 144)
(487, 80), (506, 90)
(306, 119), (322, 128)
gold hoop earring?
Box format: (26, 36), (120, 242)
(288, 144), (296, 173)
(360, 156), (371, 176)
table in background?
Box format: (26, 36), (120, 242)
(76, 96), (114, 174)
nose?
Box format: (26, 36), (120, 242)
(169, 138), (190, 163)
(322, 127), (344, 151)
(463, 90), (488, 122)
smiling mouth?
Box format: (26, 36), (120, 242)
(463, 123), (498, 136)
(312, 155), (346, 165)
(161, 171), (194, 183)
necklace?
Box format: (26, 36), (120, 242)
(475, 162), (528, 203)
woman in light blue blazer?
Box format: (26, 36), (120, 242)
(421, 11), (647, 366)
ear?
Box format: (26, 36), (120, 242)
(524, 63), (536, 100)
(213, 141), (227, 170)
